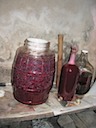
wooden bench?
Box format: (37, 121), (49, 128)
(0, 82), (96, 125)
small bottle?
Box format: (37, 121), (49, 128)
(58, 46), (79, 101)
(76, 50), (94, 95)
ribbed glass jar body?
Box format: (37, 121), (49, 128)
(12, 38), (55, 105)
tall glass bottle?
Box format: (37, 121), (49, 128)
(76, 50), (94, 95)
(58, 46), (79, 101)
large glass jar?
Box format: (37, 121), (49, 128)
(76, 50), (94, 95)
(12, 38), (55, 105)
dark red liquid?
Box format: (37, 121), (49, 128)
(58, 64), (79, 101)
(76, 71), (92, 95)
(12, 52), (55, 105)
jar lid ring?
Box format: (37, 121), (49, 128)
(81, 50), (88, 53)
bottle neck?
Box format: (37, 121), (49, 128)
(81, 52), (88, 62)
(77, 51), (94, 73)
(77, 51), (89, 69)
(68, 52), (76, 65)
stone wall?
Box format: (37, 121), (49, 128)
(0, 0), (96, 82)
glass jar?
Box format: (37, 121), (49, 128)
(12, 38), (55, 105)
(76, 50), (94, 95)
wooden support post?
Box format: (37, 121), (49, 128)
(56, 34), (63, 88)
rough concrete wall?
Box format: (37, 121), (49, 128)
(0, 0), (96, 82)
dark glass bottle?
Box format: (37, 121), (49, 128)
(12, 38), (55, 105)
(58, 46), (79, 101)
(76, 50), (94, 95)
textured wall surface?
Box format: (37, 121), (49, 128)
(0, 0), (96, 82)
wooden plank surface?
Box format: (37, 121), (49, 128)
(0, 83), (96, 123)
(70, 114), (87, 128)
(70, 110), (96, 128)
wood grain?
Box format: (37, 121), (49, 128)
(0, 83), (96, 124)
(56, 34), (64, 88)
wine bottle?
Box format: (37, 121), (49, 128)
(76, 50), (94, 95)
(58, 46), (79, 101)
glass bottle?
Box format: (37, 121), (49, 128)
(58, 46), (79, 101)
(12, 38), (55, 105)
(76, 50), (94, 95)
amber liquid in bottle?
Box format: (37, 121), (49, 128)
(58, 46), (79, 101)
